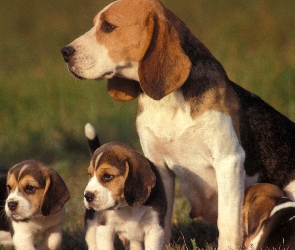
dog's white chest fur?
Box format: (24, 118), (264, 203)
(137, 91), (245, 223)
(107, 206), (156, 241)
(88, 206), (164, 250)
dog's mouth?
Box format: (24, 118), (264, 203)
(101, 71), (114, 79)
(72, 71), (85, 80)
(8, 212), (31, 222)
(85, 201), (120, 211)
(11, 215), (31, 222)
(68, 66), (114, 81)
(68, 67), (85, 80)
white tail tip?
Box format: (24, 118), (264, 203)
(85, 123), (97, 140)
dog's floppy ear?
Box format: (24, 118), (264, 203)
(107, 77), (141, 101)
(123, 154), (156, 207)
(247, 196), (275, 239)
(245, 184), (284, 241)
(41, 167), (70, 216)
(138, 9), (191, 100)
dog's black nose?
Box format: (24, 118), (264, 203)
(61, 46), (75, 63)
(8, 201), (18, 211)
(84, 192), (95, 203)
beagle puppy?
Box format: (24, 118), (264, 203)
(4, 160), (70, 250)
(244, 183), (295, 249)
(83, 123), (166, 250)
(61, 0), (295, 248)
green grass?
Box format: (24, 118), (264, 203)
(0, 0), (295, 249)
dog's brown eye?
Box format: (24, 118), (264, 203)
(25, 185), (36, 194)
(101, 20), (116, 33)
(102, 173), (114, 182)
(6, 185), (11, 192)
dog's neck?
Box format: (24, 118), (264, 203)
(167, 7), (229, 100)
(180, 41), (228, 101)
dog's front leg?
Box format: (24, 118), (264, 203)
(157, 165), (175, 245)
(12, 226), (35, 250)
(95, 224), (116, 250)
(129, 240), (143, 250)
(36, 224), (62, 250)
(215, 149), (245, 250)
(144, 225), (165, 250)
(85, 210), (98, 250)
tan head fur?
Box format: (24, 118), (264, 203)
(64, 0), (191, 101)
(6, 160), (70, 219)
(85, 142), (156, 210)
(106, 0), (191, 101)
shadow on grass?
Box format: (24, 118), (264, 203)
(61, 228), (126, 250)
(170, 220), (218, 250)
(59, 219), (218, 250)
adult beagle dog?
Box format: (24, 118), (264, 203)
(4, 160), (70, 250)
(244, 183), (295, 249)
(83, 123), (166, 250)
(61, 0), (295, 248)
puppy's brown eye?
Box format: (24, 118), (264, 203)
(25, 185), (36, 194)
(102, 173), (114, 182)
(101, 20), (116, 33)
(6, 185), (11, 192)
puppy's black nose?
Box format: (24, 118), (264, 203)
(61, 46), (75, 63)
(84, 192), (95, 203)
(8, 201), (18, 211)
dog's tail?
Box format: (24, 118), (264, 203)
(85, 123), (101, 155)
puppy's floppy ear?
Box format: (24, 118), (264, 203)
(245, 184), (285, 240)
(41, 168), (70, 216)
(107, 77), (140, 101)
(124, 154), (156, 207)
(247, 197), (275, 239)
(138, 9), (191, 100)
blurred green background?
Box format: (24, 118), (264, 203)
(1, 0), (295, 167)
(0, 0), (295, 249)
